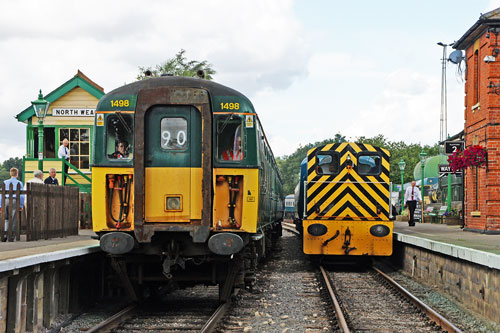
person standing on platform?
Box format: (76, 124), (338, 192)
(0, 168), (25, 242)
(58, 138), (70, 184)
(44, 168), (59, 185)
(404, 180), (422, 227)
(26, 170), (44, 184)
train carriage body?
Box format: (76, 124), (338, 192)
(91, 76), (283, 293)
(300, 142), (392, 256)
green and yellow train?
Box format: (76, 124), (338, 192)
(92, 76), (283, 297)
(295, 142), (393, 256)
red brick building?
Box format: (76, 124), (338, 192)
(454, 8), (500, 233)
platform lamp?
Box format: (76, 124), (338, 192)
(419, 149), (427, 218)
(398, 158), (406, 214)
(31, 90), (50, 171)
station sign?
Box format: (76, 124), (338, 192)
(52, 108), (95, 117)
(439, 164), (462, 175)
(445, 141), (465, 155)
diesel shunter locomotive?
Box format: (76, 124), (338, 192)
(92, 76), (283, 299)
(295, 142), (393, 256)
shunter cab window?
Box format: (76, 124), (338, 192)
(316, 153), (339, 175)
(161, 118), (188, 150)
(106, 114), (134, 160)
(217, 115), (244, 161)
(357, 154), (381, 175)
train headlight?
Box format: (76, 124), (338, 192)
(166, 196), (182, 211)
(369, 224), (390, 237)
(307, 223), (327, 236)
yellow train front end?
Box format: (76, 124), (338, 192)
(302, 142), (393, 256)
(91, 77), (283, 297)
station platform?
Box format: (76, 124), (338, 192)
(394, 221), (500, 269)
(0, 229), (100, 272)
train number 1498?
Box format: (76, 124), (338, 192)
(220, 102), (239, 110)
(110, 99), (130, 107)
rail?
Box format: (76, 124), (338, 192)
(319, 265), (350, 333)
(86, 304), (137, 333)
(372, 267), (462, 333)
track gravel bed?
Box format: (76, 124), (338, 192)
(59, 286), (219, 332)
(218, 230), (334, 332)
(379, 264), (500, 333)
(331, 269), (441, 332)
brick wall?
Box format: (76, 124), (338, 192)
(463, 31), (500, 233)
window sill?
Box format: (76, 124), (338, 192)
(472, 102), (480, 112)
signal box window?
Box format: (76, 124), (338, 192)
(59, 128), (90, 169)
(160, 118), (188, 150)
(106, 114), (133, 160)
(316, 153), (339, 175)
(217, 115), (244, 161)
(357, 154), (381, 175)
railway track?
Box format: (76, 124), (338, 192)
(85, 286), (230, 332)
(283, 221), (462, 332)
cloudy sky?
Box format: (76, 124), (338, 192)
(0, 0), (498, 161)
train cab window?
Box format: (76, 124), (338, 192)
(217, 115), (244, 161)
(316, 153), (339, 175)
(106, 114), (133, 160)
(357, 154), (381, 175)
(160, 117), (188, 150)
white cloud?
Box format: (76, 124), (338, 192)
(0, 0), (308, 161)
(343, 68), (464, 145)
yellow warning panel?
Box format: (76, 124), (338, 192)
(245, 115), (254, 128)
(96, 113), (104, 126)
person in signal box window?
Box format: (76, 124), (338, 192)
(404, 180), (422, 227)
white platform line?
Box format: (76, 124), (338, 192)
(0, 245), (101, 272)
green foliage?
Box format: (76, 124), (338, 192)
(0, 157), (23, 182)
(137, 49), (216, 80)
(277, 134), (440, 195)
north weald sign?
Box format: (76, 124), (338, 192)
(445, 141), (465, 155)
(439, 164), (462, 175)
(52, 108), (95, 117)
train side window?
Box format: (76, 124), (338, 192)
(160, 117), (188, 150)
(357, 153), (381, 175)
(106, 114), (134, 160)
(216, 115), (244, 161)
(316, 153), (339, 175)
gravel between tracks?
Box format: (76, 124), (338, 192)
(218, 230), (334, 332)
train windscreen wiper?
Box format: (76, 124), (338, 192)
(217, 112), (234, 135)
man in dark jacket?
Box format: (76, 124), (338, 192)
(44, 168), (59, 185)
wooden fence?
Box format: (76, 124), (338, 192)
(0, 182), (80, 241)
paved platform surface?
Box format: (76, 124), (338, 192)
(0, 229), (99, 267)
(394, 221), (500, 255)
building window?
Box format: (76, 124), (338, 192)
(59, 128), (90, 169)
(473, 49), (479, 106)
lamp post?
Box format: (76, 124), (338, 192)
(31, 90), (50, 171)
(398, 158), (406, 214)
(419, 149), (427, 219)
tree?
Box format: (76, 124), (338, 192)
(137, 49), (216, 80)
(1, 157), (23, 182)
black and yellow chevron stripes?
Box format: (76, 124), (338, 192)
(305, 143), (390, 221)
